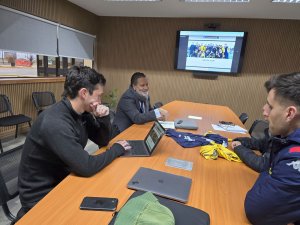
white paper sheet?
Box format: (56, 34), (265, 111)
(212, 124), (247, 134)
(188, 115), (202, 120)
(159, 121), (175, 129)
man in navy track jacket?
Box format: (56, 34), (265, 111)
(245, 72), (300, 225)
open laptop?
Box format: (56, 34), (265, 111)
(175, 118), (198, 130)
(122, 121), (165, 157)
(127, 167), (192, 203)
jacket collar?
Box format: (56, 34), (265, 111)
(270, 128), (300, 153)
(61, 97), (82, 119)
(286, 128), (300, 144)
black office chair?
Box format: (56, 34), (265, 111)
(249, 119), (269, 140)
(239, 112), (249, 124)
(153, 101), (163, 109)
(0, 95), (32, 153)
(0, 146), (23, 221)
(32, 91), (56, 115)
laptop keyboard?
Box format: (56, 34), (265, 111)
(128, 141), (147, 154)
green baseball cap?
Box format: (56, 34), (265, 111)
(115, 192), (175, 225)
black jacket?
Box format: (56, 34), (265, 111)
(18, 98), (124, 209)
(233, 128), (270, 172)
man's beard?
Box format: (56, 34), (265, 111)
(138, 91), (149, 98)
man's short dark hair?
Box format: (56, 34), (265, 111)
(130, 72), (146, 87)
(63, 66), (106, 99)
(264, 72), (300, 107)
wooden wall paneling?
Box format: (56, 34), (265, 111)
(0, 0), (299, 131)
(0, 0), (98, 34)
(0, 81), (64, 139)
(97, 17), (300, 129)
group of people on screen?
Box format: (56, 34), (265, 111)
(188, 43), (232, 59)
(13, 66), (300, 225)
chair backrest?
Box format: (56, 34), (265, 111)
(249, 120), (269, 140)
(32, 91), (56, 114)
(0, 146), (22, 205)
(153, 102), (163, 109)
(239, 112), (249, 124)
(0, 94), (13, 115)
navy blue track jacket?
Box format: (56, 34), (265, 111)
(245, 128), (300, 225)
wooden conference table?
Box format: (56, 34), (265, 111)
(16, 101), (258, 225)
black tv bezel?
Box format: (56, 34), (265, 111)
(174, 30), (248, 75)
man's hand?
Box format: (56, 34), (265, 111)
(92, 104), (109, 117)
(231, 141), (242, 150)
(157, 108), (169, 121)
(116, 140), (132, 151)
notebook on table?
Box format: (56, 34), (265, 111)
(175, 118), (198, 130)
(122, 121), (165, 157)
(127, 167), (192, 203)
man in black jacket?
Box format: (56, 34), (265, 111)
(230, 89), (273, 173)
(231, 98), (272, 172)
(111, 72), (168, 138)
(16, 66), (131, 220)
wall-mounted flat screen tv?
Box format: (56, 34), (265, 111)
(175, 31), (247, 74)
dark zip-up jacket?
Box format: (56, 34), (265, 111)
(18, 98), (125, 209)
(233, 129), (270, 172)
(245, 128), (300, 225)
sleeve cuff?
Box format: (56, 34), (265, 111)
(110, 143), (125, 156)
(154, 108), (161, 118)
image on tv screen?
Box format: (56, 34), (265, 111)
(175, 31), (247, 74)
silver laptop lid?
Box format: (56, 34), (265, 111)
(127, 167), (192, 203)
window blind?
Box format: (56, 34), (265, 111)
(0, 6), (58, 56)
(58, 25), (95, 60)
(0, 5), (95, 59)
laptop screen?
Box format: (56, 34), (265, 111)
(145, 122), (165, 153)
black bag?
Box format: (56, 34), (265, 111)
(109, 190), (210, 225)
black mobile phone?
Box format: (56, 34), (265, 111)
(219, 121), (234, 125)
(80, 197), (118, 211)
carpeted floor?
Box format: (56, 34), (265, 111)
(0, 134), (99, 225)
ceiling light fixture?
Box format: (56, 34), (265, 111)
(272, 0), (300, 3)
(180, 0), (250, 2)
(104, 0), (162, 2)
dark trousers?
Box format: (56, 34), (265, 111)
(11, 206), (31, 225)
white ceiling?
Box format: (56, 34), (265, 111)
(68, 0), (300, 20)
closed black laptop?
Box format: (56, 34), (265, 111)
(123, 121), (165, 157)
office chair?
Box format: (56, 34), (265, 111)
(32, 91), (56, 115)
(249, 120), (269, 140)
(153, 102), (163, 109)
(239, 112), (249, 124)
(0, 95), (32, 153)
(0, 146), (23, 221)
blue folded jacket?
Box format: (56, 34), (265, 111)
(166, 130), (229, 148)
(165, 129), (210, 148)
